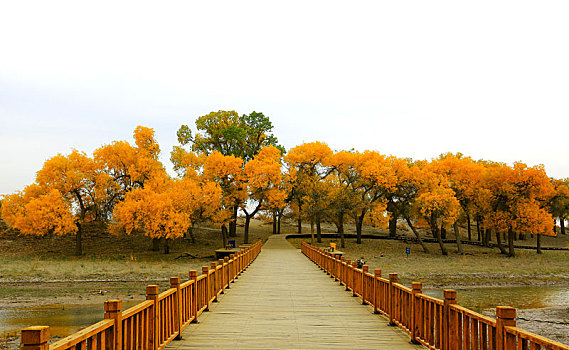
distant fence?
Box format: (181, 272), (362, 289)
(21, 241), (262, 350)
(301, 242), (569, 350)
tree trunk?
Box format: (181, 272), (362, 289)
(495, 230), (507, 254)
(277, 211), (282, 235)
(536, 233), (542, 254)
(163, 238), (170, 254)
(316, 215), (322, 243)
(476, 218), (482, 242)
(152, 237), (160, 251)
(355, 213), (365, 244)
(338, 211), (345, 248)
(560, 217), (566, 235)
(272, 210), (277, 235)
(244, 216), (251, 244)
(387, 199), (397, 237)
(466, 213), (472, 241)
(188, 226), (196, 244)
(453, 221), (464, 255)
(430, 215), (447, 255)
(75, 222), (83, 256)
(297, 216), (302, 233)
(518, 232), (525, 241)
(485, 228), (492, 246)
(221, 225), (228, 247)
(228, 205), (238, 237)
(388, 214), (397, 238)
(507, 226), (515, 257)
(404, 215), (429, 253)
(310, 219), (314, 234)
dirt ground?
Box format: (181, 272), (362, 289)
(2, 217), (569, 347)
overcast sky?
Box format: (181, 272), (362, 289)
(1, 1), (568, 195)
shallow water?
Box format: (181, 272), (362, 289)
(424, 285), (569, 311)
(0, 301), (141, 337)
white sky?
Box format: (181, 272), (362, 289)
(1, 0), (568, 195)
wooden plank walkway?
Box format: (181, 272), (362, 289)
(166, 235), (424, 349)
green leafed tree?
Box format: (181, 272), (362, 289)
(173, 110), (284, 237)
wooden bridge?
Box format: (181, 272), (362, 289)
(21, 236), (569, 350)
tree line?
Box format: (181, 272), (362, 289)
(1, 110), (568, 257)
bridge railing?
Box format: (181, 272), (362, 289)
(301, 242), (569, 350)
(20, 241), (262, 350)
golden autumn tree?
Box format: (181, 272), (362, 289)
(483, 162), (555, 256)
(2, 150), (110, 255)
(285, 142), (333, 243)
(327, 150), (394, 244)
(201, 151), (247, 246)
(549, 178), (569, 235)
(411, 163), (461, 255)
(94, 126), (164, 220)
(242, 145), (286, 243)
(1, 185), (77, 238)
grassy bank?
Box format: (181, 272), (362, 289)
(287, 236), (569, 288)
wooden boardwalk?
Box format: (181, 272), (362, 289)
(166, 235), (423, 349)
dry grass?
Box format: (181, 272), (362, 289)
(287, 234), (569, 288)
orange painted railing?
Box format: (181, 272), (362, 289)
(21, 241), (262, 350)
(301, 242), (569, 350)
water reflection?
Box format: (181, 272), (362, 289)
(0, 301), (141, 338)
(424, 286), (569, 311)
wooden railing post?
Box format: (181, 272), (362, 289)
(170, 277), (182, 340)
(443, 289), (457, 350)
(146, 285), (159, 350)
(230, 254), (236, 282)
(362, 265), (369, 304)
(21, 326), (50, 350)
(210, 262), (218, 301)
(189, 271), (198, 323)
(104, 300), (122, 350)
(352, 261), (358, 296)
(411, 282), (422, 344)
(345, 259), (352, 291)
(224, 256), (230, 289)
(340, 257), (346, 285)
(202, 266), (210, 311)
(373, 269), (381, 314)
(218, 259), (225, 293)
(388, 273), (398, 326)
(496, 306), (516, 350)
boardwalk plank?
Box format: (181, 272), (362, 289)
(167, 235), (424, 349)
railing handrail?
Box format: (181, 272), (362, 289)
(49, 319), (114, 350)
(300, 241), (569, 350)
(20, 240), (263, 350)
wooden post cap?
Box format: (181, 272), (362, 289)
(340, 257), (345, 261)
(170, 277), (180, 287)
(412, 282), (422, 291)
(21, 326), (50, 344)
(146, 285), (159, 295)
(352, 262), (358, 268)
(210, 262), (217, 268)
(202, 266), (209, 274)
(346, 259), (351, 264)
(218, 259), (224, 265)
(230, 254), (235, 259)
(374, 269), (382, 276)
(104, 300), (122, 312)
(189, 270), (198, 279)
(443, 289), (457, 300)
(389, 273), (398, 282)
(496, 306), (516, 319)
